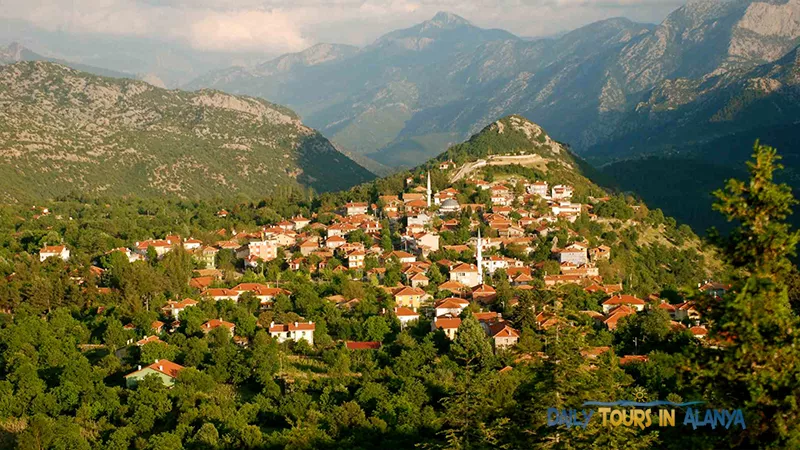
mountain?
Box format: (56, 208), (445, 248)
(188, 3), (800, 172)
(0, 41), (136, 80)
(0, 61), (375, 201)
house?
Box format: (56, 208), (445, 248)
(135, 239), (173, 258)
(604, 305), (638, 330)
(409, 272), (429, 288)
(151, 321), (165, 334)
(394, 306), (420, 328)
(291, 216), (310, 230)
(601, 295), (646, 314)
(434, 297), (469, 317)
(345, 202), (369, 216)
(481, 255), (509, 275)
(236, 240), (278, 263)
(269, 321), (315, 345)
(199, 246), (218, 268)
(432, 316), (461, 340)
(384, 251), (416, 264)
(216, 209), (229, 218)
(449, 263), (481, 288)
(556, 246), (588, 266)
(438, 280), (468, 296)
(346, 250), (366, 269)
(488, 323), (520, 350)
(490, 185), (513, 206)
(183, 238), (203, 251)
(125, 359), (184, 388)
(201, 288), (240, 302)
(393, 286), (427, 309)
(674, 302), (702, 321)
(201, 319), (236, 336)
(551, 185), (573, 200)
(39, 245), (70, 262)
(589, 245), (611, 261)
(299, 239), (319, 256)
(162, 298), (198, 320)
(135, 335), (165, 347)
(690, 326), (708, 339)
(698, 282), (729, 298)
(472, 284), (497, 303)
(407, 213), (431, 228)
(526, 181), (548, 198)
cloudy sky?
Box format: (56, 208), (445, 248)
(1, 0), (686, 55)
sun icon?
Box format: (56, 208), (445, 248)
(632, 387), (647, 403)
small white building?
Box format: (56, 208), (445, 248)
(394, 306), (420, 328)
(39, 245), (70, 262)
(526, 181), (549, 198)
(269, 321), (315, 346)
(551, 185), (574, 200)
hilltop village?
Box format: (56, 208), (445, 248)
(21, 159), (723, 389)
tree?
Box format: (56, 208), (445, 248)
(363, 316), (390, 342)
(712, 141), (800, 279)
(451, 315), (493, 371)
(699, 142), (800, 448)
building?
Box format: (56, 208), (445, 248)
(551, 185), (573, 200)
(488, 323), (520, 350)
(440, 198), (461, 214)
(269, 321), (315, 345)
(125, 359), (184, 388)
(449, 263), (481, 288)
(432, 316), (461, 340)
(162, 298), (198, 320)
(589, 245), (611, 261)
(526, 181), (548, 198)
(199, 246), (218, 268)
(236, 240), (278, 263)
(394, 306), (420, 328)
(601, 295), (646, 314)
(393, 286), (427, 309)
(434, 297), (469, 317)
(39, 245), (70, 262)
(345, 202), (369, 216)
(556, 246), (588, 266)
(346, 250), (366, 269)
(201, 319), (236, 336)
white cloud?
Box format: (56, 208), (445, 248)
(0, 0), (686, 53)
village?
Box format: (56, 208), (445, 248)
(35, 165), (723, 387)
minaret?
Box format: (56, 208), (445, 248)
(477, 229), (483, 280)
(426, 171), (432, 208)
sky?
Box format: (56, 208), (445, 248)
(0, 0), (686, 56)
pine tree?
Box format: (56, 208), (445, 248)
(700, 142), (800, 447)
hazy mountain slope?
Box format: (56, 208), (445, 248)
(1, 42), (135, 80)
(0, 61), (374, 201)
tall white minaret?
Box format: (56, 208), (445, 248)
(477, 229), (483, 281)
(426, 171), (432, 208)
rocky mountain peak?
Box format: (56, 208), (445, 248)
(427, 11), (472, 28)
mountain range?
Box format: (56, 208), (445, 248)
(0, 61), (374, 201)
(184, 2), (800, 231)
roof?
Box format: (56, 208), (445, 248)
(136, 335), (165, 346)
(488, 323), (520, 338)
(125, 359), (184, 379)
(438, 280), (466, 291)
(472, 284), (496, 294)
(345, 341), (382, 350)
(435, 297), (469, 309)
(201, 319), (235, 331)
(619, 355), (648, 365)
(434, 316), (461, 330)
(394, 286), (426, 297)
(40, 245), (66, 253)
(451, 263), (478, 273)
(602, 295), (646, 306)
(269, 321), (316, 332)
(394, 306), (419, 317)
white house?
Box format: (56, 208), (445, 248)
(394, 306), (420, 328)
(434, 297), (469, 318)
(551, 185), (574, 200)
(269, 321), (315, 346)
(526, 181), (549, 198)
(39, 245), (70, 262)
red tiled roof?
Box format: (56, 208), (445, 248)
(345, 341), (382, 350)
(602, 295), (646, 306)
(394, 306), (419, 317)
(434, 317), (461, 330)
(269, 321), (315, 332)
